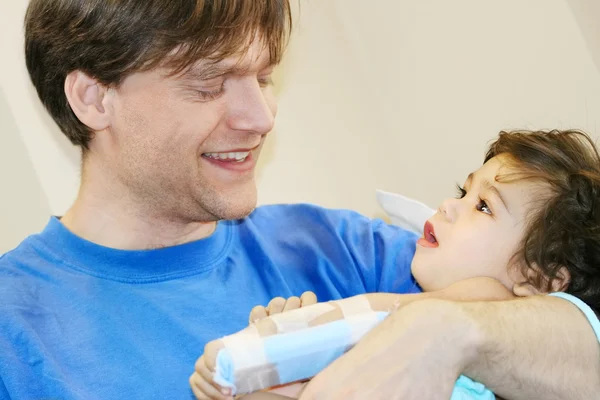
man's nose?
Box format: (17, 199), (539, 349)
(226, 80), (276, 135)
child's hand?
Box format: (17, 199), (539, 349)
(189, 341), (233, 400)
(248, 291), (317, 324)
(190, 292), (317, 399)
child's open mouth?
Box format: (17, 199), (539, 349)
(417, 220), (439, 248)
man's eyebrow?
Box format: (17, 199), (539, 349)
(181, 59), (275, 81)
(181, 63), (239, 81)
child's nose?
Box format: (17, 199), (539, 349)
(438, 198), (459, 223)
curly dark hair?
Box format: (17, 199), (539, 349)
(485, 129), (600, 314)
(24, 0), (292, 150)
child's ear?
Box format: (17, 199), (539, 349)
(550, 267), (571, 292)
(512, 266), (571, 296)
(512, 281), (540, 297)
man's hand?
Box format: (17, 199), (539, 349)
(299, 299), (478, 400)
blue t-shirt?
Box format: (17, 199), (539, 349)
(0, 204), (420, 399)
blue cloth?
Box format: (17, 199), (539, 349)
(0, 204), (420, 400)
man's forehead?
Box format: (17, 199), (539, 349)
(198, 40), (274, 72)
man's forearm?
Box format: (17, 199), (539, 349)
(462, 296), (600, 400)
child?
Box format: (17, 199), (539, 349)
(190, 129), (600, 400)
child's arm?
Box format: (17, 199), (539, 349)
(190, 278), (514, 399)
(190, 293), (317, 400)
(239, 393), (294, 400)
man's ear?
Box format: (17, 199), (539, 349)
(64, 71), (110, 131)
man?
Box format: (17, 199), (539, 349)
(0, 0), (597, 399)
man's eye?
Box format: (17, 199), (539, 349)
(195, 86), (225, 101)
(258, 76), (273, 88)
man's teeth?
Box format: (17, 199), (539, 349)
(204, 151), (250, 162)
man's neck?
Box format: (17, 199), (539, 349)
(60, 184), (217, 251)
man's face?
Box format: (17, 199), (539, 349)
(100, 39), (277, 221)
(411, 155), (543, 292)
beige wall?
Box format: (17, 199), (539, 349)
(259, 0), (600, 215)
(567, 0), (600, 75)
(2, 0), (600, 252)
(0, 88), (51, 253)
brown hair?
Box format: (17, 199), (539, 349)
(24, 0), (292, 149)
(485, 129), (600, 313)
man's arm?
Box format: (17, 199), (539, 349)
(462, 296), (600, 400)
(300, 297), (600, 400)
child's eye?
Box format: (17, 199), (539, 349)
(476, 198), (492, 215)
(455, 184), (467, 199)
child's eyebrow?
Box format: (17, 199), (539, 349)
(466, 173), (511, 214)
(482, 179), (510, 213)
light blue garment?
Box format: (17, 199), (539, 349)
(0, 204), (421, 400)
(549, 292), (600, 342)
(451, 376), (495, 400)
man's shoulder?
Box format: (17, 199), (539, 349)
(248, 203), (374, 227)
(243, 203), (414, 244)
(0, 236), (44, 303)
(0, 234), (53, 285)
(242, 204), (419, 295)
(0, 236), (36, 268)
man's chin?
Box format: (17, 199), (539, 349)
(208, 192), (258, 221)
(217, 203), (257, 221)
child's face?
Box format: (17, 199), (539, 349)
(411, 154), (544, 292)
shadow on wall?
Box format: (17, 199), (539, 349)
(0, 87), (51, 254)
(27, 76), (81, 169)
